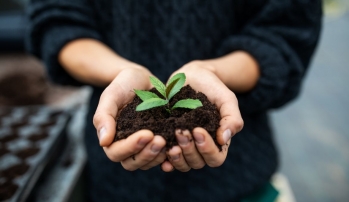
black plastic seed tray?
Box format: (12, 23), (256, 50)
(0, 106), (70, 202)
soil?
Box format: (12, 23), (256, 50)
(0, 148), (9, 157)
(0, 181), (18, 201)
(0, 133), (19, 143)
(0, 73), (46, 106)
(11, 120), (29, 130)
(40, 119), (57, 128)
(115, 85), (221, 149)
(27, 133), (48, 142)
(15, 148), (40, 160)
(1, 163), (30, 180)
(0, 109), (12, 117)
(0, 53), (81, 107)
(0, 125), (35, 200)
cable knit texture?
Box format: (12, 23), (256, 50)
(26, 0), (322, 201)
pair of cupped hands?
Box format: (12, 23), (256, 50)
(93, 61), (244, 172)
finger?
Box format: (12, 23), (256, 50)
(121, 135), (166, 171)
(192, 127), (228, 167)
(93, 81), (131, 146)
(176, 129), (205, 169)
(167, 146), (191, 172)
(140, 148), (167, 170)
(103, 129), (153, 162)
(93, 113), (116, 147)
(93, 91), (118, 146)
(216, 93), (244, 145)
(161, 161), (174, 172)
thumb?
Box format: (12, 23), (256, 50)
(216, 96), (244, 145)
(93, 67), (152, 146)
(93, 87), (122, 147)
(93, 112), (116, 147)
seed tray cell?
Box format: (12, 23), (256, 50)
(0, 107), (69, 202)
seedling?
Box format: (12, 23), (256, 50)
(134, 73), (203, 112)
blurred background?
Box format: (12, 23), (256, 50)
(271, 0), (349, 201)
(0, 0), (348, 201)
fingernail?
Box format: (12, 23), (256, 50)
(171, 154), (180, 161)
(193, 133), (204, 144)
(177, 135), (189, 146)
(138, 138), (148, 147)
(223, 129), (232, 144)
(98, 127), (106, 141)
(151, 144), (162, 153)
(175, 129), (183, 135)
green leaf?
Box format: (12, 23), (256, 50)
(167, 73), (185, 86)
(136, 98), (168, 111)
(166, 73), (186, 100)
(165, 78), (180, 98)
(134, 89), (160, 101)
(172, 99), (203, 110)
(149, 76), (167, 98)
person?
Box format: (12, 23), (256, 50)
(26, 0), (322, 201)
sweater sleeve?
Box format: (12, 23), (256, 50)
(218, 0), (322, 114)
(26, 0), (102, 86)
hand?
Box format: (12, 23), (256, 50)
(93, 66), (167, 171)
(161, 61), (244, 172)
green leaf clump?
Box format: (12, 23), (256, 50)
(134, 73), (203, 112)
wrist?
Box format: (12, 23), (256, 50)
(174, 60), (217, 79)
(204, 51), (260, 93)
(129, 64), (153, 77)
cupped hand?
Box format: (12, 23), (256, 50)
(161, 61), (244, 172)
(93, 66), (167, 171)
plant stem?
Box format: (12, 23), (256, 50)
(166, 99), (171, 114)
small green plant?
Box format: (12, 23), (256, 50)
(134, 73), (203, 112)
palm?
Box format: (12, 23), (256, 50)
(94, 67), (168, 171)
(161, 61), (243, 172)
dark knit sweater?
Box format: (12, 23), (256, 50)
(26, 0), (322, 201)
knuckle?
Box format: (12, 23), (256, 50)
(106, 153), (120, 163)
(197, 148), (210, 156)
(140, 166), (150, 171)
(154, 155), (166, 164)
(192, 163), (205, 169)
(188, 60), (202, 66)
(148, 158), (163, 168)
(93, 113), (103, 128)
(100, 89), (110, 99)
(235, 118), (244, 132)
(121, 162), (136, 171)
(179, 167), (191, 172)
(183, 61), (202, 71)
(144, 154), (156, 161)
(151, 160), (161, 166)
(208, 159), (224, 168)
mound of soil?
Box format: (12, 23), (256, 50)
(115, 85), (221, 149)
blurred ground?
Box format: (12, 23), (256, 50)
(271, 1), (349, 201)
